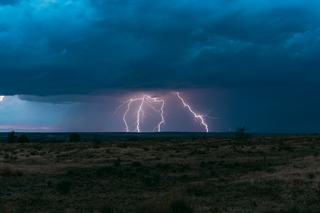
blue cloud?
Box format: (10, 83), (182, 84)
(0, 0), (319, 95)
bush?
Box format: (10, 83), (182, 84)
(142, 173), (161, 187)
(18, 134), (29, 143)
(0, 167), (23, 177)
(69, 133), (81, 142)
(56, 180), (72, 194)
(135, 197), (194, 213)
(234, 127), (251, 142)
(128, 136), (139, 142)
(7, 131), (17, 143)
(232, 127), (252, 151)
(100, 205), (115, 213)
(169, 199), (194, 213)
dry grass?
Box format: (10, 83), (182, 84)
(0, 135), (320, 212)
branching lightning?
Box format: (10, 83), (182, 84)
(117, 92), (209, 133)
(175, 92), (209, 133)
(121, 95), (165, 132)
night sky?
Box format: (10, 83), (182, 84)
(0, 0), (320, 133)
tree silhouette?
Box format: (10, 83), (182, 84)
(18, 134), (29, 143)
(235, 127), (251, 142)
(7, 131), (17, 143)
(69, 133), (81, 142)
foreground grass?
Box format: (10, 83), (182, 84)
(1, 136), (320, 212)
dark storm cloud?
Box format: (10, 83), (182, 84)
(0, 0), (320, 95)
(0, 0), (19, 5)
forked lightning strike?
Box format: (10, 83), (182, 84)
(122, 95), (165, 132)
(175, 92), (209, 133)
(118, 92), (209, 133)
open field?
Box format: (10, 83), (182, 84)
(1, 135), (320, 212)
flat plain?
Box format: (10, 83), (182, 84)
(1, 135), (320, 213)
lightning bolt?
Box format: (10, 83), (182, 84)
(123, 98), (136, 132)
(118, 92), (209, 133)
(121, 95), (165, 132)
(136, 95), (145, 132)
(150, 96), (165, 132)
(176, 92), (209, 132)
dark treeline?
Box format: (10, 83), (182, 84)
(7, 131), (29, 143)
(3, 131), (82, 143)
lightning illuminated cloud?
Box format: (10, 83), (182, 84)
(0, 96), (4, 102)
(118, 92), (208, 132)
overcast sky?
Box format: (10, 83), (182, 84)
(0, 0), (320, 133)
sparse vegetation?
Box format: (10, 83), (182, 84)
(69, 133), (81, 142)
(234, 127), (251, 143)
(0, 135), (319, 212)
(56, 179), (72, 194)
(169, 198), (194, 213)
(7, 131), (17, 143)
(0, 167), (23, 177)
(18, 134), (30, 143)
(231, 127), (252, 151)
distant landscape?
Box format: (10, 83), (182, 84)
(1, 133), (320, 212)
(1, 0), (320, 212)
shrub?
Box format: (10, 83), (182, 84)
(234, 127), (251, 142)
(100, 205), (115, 213)
(136, 202), (166, 213)
(169, 199), (194, 213)
(278, 141), (294, 152)
(128, 136), (139, 142)
(307, 172), (316, 179)
(136, 197), (194, 213)
(93, 136), (102, 143)
(231, 127), (252, 151)
(56, 180), (72, 194)
(142, 173), (161, 187)
(114, 158), (121, 167)
(18, 134), (29, 143)
(69, 133), (81, 142)
(131, 161), (142, 167)
(7, 131), (17, 143)
(0, 167), (23, 177)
